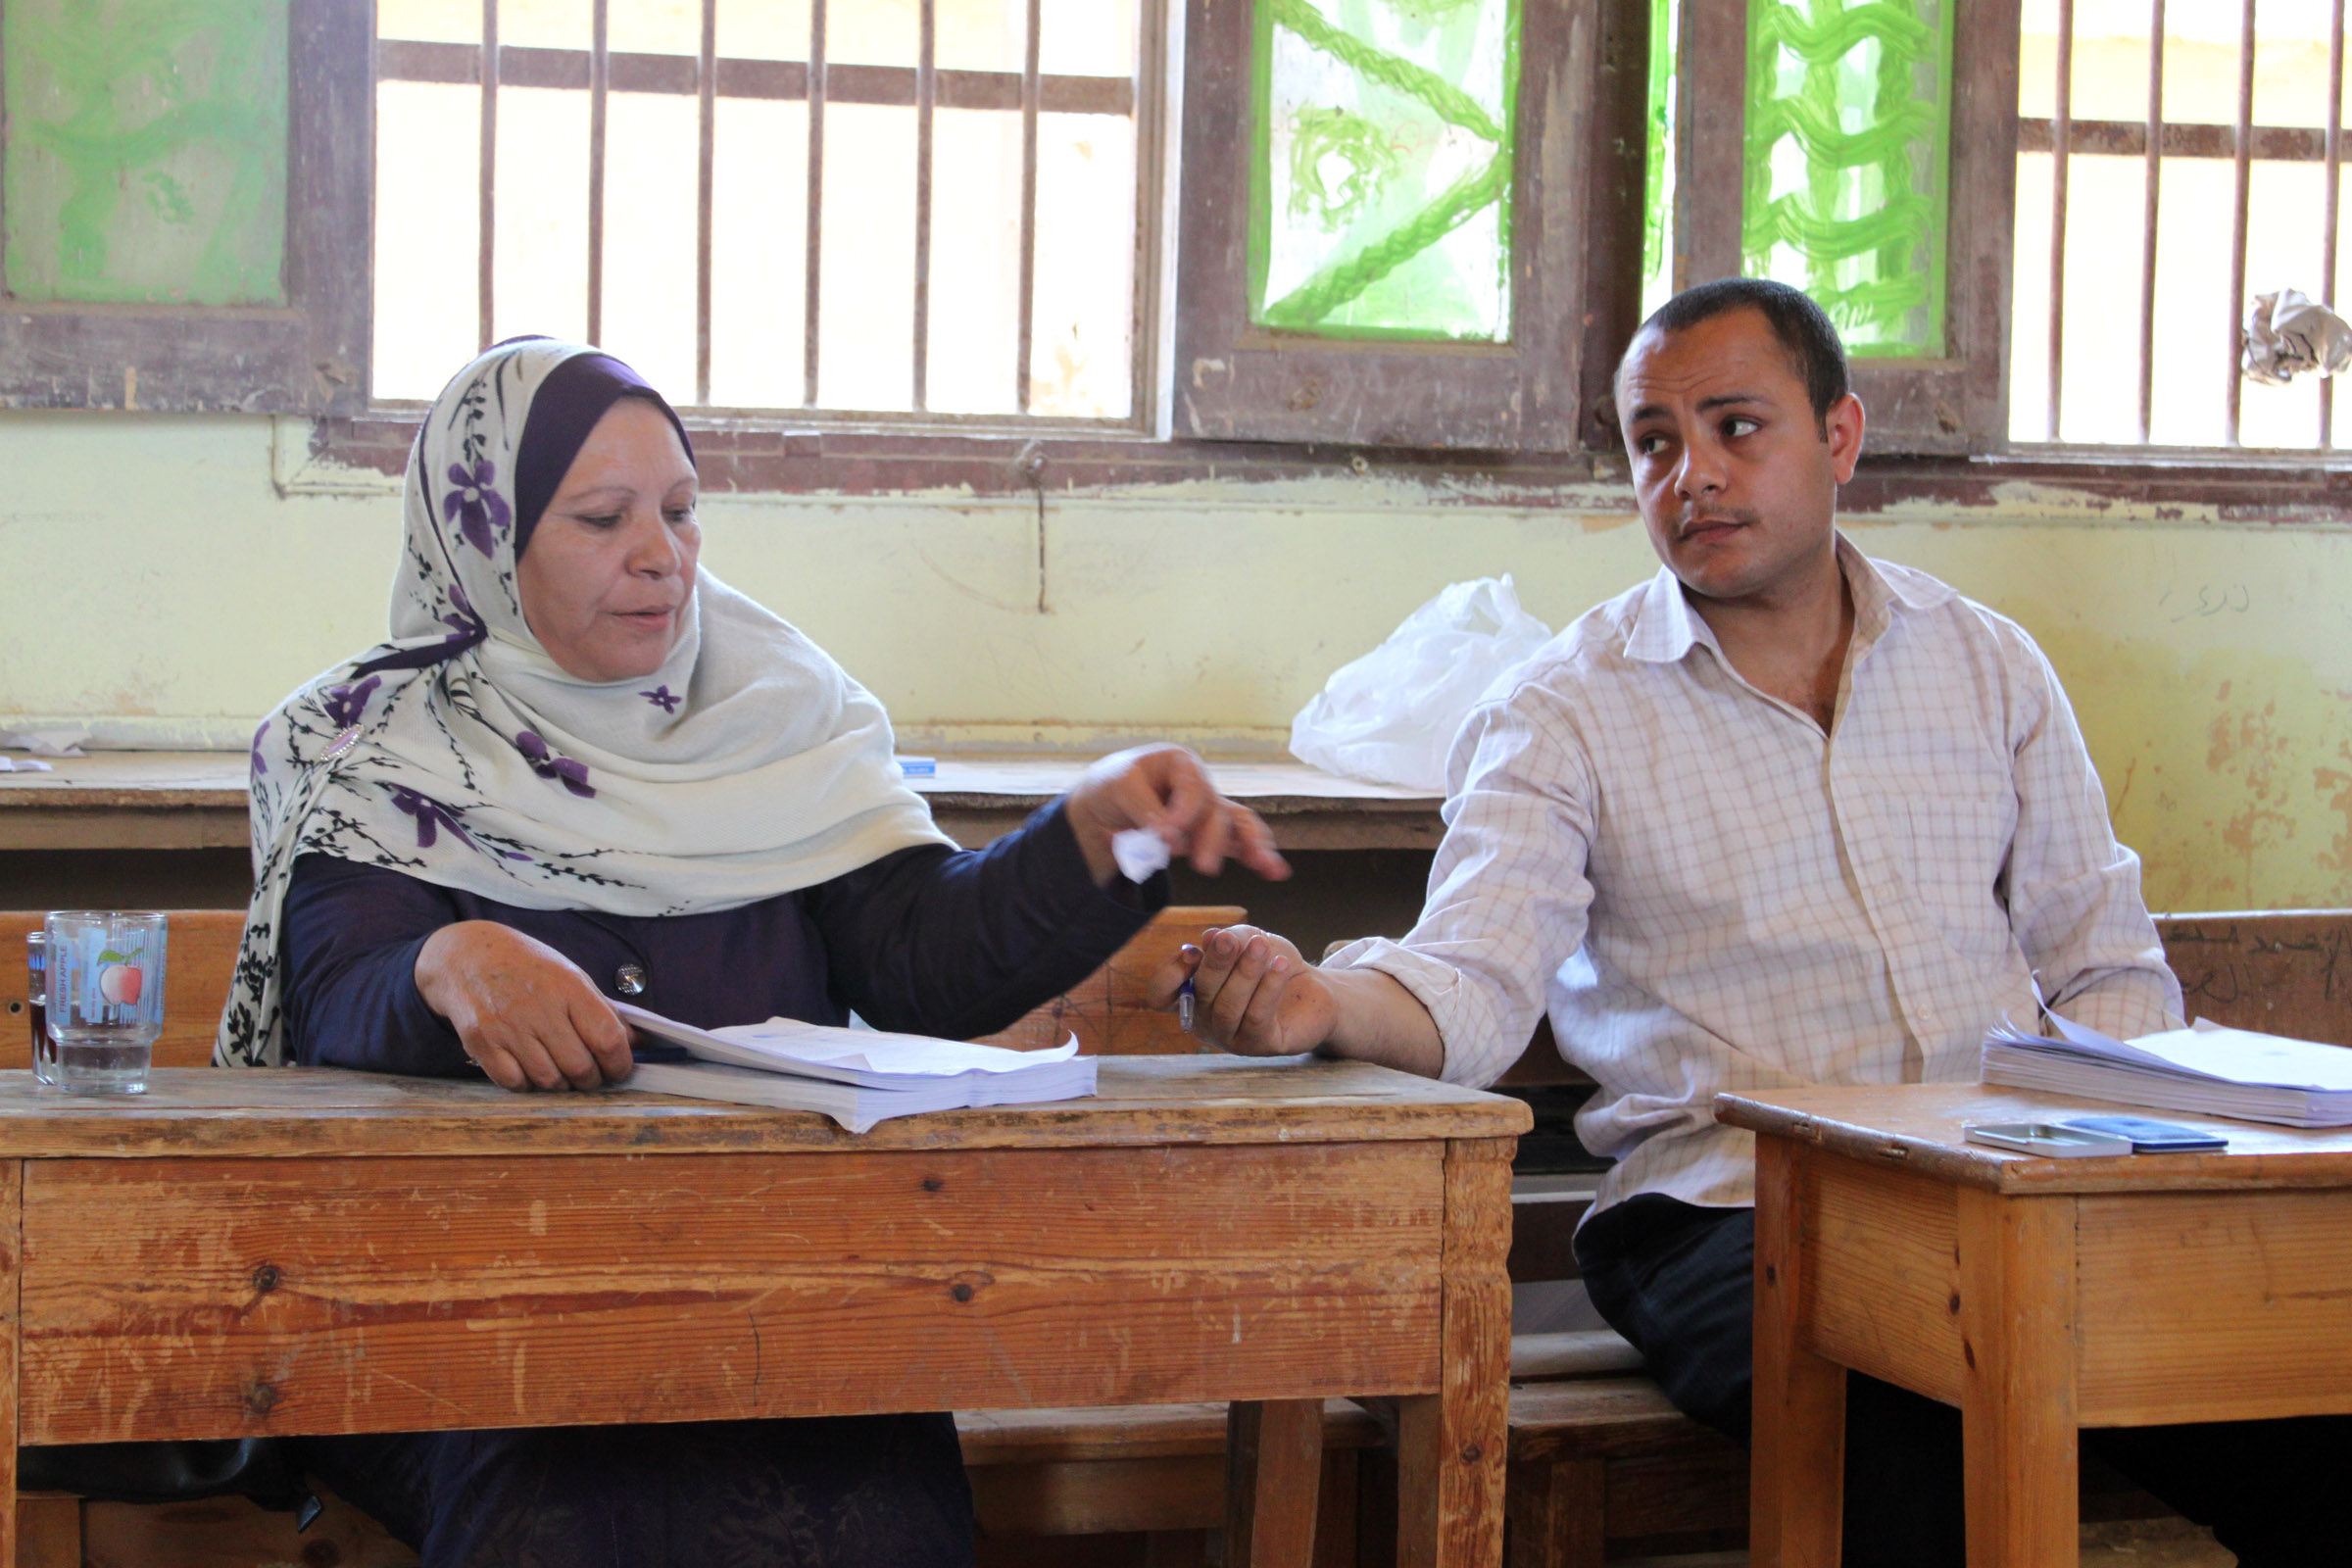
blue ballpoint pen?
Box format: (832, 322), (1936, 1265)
(1178, 974), (1197, 1034)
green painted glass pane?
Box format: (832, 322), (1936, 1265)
(1741, 0), (1952, 357)
(1249, 0), (1519, 342)
(3, 0), (289, 306)
(1640, 0), (1678, 319)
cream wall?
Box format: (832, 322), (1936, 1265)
(4, 410), (2349, 913)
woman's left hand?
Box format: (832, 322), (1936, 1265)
(1064, 745), (1291, 888)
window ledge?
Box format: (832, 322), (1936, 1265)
(294, 414), (2352, 524)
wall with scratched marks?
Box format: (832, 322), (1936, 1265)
(2, 412), (2348, 913)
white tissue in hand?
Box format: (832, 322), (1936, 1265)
(1111, 827), (1171, 883)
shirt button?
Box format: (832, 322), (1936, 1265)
(614, 964), (648, 997)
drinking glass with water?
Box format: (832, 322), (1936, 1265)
(42, 912), (167, 1096)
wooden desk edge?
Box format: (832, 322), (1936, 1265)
(1715, 1087), (2352, 1195)
(0, 1065), (1532, 1159)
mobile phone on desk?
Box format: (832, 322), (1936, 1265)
(1964, 1122), (2135, 1157)
(2056, 1114), (2229, 1152)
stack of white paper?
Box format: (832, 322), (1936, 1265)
(1983, 1013), (2352, 1127)
(613, 1002), (1098, 1133)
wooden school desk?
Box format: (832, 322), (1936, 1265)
(1716, 1083), (2352, 1568)
(0, 1056), (1526, 1568)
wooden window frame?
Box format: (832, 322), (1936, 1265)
(367, 0), (1172, 431)
(1672, 0), (2022, 456)
(0, 0), (371, 415)
(1169, 0), (1646, 453)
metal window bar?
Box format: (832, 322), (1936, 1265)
(2046, 0), (2072, 442)
(2136, 0), (2163, 444)
(2225, 0), (2256, 446)
(913, 0), (937, 413)
(2017, 7), (2352, 450)
(2324, 0), (2345, 448)
(588, 0), (610, 347)
(411, 2), (1141, 421)
(1015, 0), (1043, 414)
(479, 0), (501, 353)
(2020, 120), (2352, 159)
(381, 40), (1134, 114)
(805, 0), (828, 408)
(696, 0), (717, 406)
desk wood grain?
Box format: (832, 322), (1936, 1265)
(21, 1140), (1446, 1444)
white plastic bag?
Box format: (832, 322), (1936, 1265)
(1290, 575), (1553, 791)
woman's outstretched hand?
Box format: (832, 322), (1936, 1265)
(1064, 744), (1291, 888)
(414, 920), (636, 1091)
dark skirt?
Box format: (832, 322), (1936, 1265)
(292, 1413), (976, 1568)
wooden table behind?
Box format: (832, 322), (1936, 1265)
(0, 753), (1446, 854)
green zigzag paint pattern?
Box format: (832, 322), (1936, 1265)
(1250, 0), (1519, 340)
(1740, 0), (1952, 357)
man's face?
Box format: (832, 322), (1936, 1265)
(1615, 307), (1864, 608)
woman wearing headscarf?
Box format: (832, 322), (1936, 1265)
(215, 338), (1286, 1566)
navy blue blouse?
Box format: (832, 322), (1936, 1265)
(281, 801), (1161, 1075)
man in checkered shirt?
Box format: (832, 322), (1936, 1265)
(1157, 278), (2343, 1565)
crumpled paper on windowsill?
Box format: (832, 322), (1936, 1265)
(2244, 288), (2352, 386)
(0, 727), (88, 758)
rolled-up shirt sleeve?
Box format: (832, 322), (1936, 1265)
(1999, 634), (2183, 1038)
(1325, 687), (1600, 1088)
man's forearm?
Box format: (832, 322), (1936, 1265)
(1318, 965), (1448, 1079)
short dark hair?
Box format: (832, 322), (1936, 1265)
(1622, 277), (1850, 430)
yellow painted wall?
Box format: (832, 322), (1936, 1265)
(5, 410), (2349, 912)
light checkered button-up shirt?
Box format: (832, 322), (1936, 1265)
(1328, 538), (2182, 1219)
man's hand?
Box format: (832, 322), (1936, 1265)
(1064, 744), (1291, 888)
(1147, 924), (1336, 1056)
(1146, 923), (1449, 1078)
(414, 921), (635, 1092)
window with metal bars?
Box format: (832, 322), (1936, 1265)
(370, 0), (1160, 426)
(2012, 0), (2347, 452)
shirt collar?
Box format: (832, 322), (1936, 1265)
(1623, 532), (1951, 666)
(1624, 564), (1714, 663)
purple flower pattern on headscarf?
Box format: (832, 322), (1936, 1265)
(443, 461), (512, 557)
(640, 685), (681, 714)
(321, 675), (382, 733)
(514, 730), (596, 798)
(250, 720), (270, 779)
(388, 784), (475, 850)
(436, 581), (486, 645)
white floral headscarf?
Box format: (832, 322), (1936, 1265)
(217, 340), (948, 1066)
